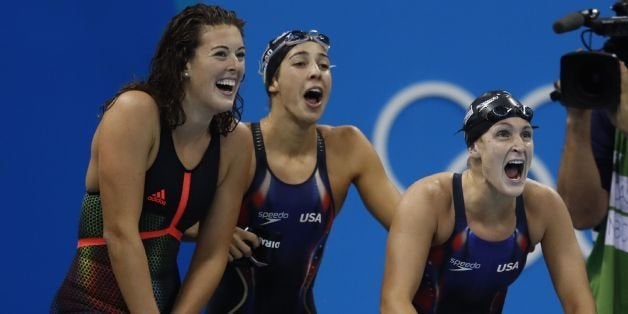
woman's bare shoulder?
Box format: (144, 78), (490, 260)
(404, 172), (454, 204)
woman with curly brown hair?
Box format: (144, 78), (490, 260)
(51, 4), (251, 313)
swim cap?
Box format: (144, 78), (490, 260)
(259, 30), (330, 87)
(461, 90), (533, 147)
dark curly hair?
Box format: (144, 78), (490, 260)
(102, 4), (245, 136)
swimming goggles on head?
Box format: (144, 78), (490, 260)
(463, 92), (533, 126)
(259, 30), (331, 83)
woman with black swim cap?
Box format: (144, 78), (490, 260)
(381, 90), (595, 314)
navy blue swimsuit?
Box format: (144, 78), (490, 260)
(413, 173), (531, 314)
(208, 122), (336, 314)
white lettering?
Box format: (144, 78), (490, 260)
(449, 258), (481, 269)
(477, 95), (499, 110)
(496, 262), (519, 272)
(260, 238), (281, 249)
(258, 211), (289, 219)
(299, 213), (322, 223)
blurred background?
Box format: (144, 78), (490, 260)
(1, 0), (607, 312)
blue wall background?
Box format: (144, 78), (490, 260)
(2, 0), (607, 312)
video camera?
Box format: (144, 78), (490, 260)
(552, 1), (628, 110)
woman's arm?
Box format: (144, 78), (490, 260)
(380, 175), (445, 314)
(536, 185), (596, 314)
(172, 123), (253, 313)
(344, 126), (401, 229)
(98, 91), (161, 313)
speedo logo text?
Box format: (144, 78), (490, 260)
(258, 211), (289, 226)
(449, 258), (481, 272)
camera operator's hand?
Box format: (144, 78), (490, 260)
(565, 107), (590, 127)
(554, 79), (591, 120)
(557, 61), (617, 229)
(614, 61), (628, 134)
(557, 76), (610, 229)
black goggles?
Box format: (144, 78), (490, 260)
(274, 30), (330, 49)
(463, 94), (533, 126)
(259, 30), (330, 84)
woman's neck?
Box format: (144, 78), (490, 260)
(260, 113), (318, 157)
(462, 170), (516, 222)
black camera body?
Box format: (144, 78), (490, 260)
(553, 1), (628, 110)
(559, 51), (621, 109)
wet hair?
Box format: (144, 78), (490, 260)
(461, 90), (534, 147)
(101, 4), (245, 136)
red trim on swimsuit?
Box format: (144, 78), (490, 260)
(77, 172), (191, 248)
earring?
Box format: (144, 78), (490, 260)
(183, 72), (190, 78)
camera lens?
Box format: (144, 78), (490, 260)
(559, 50), (621, 109)
(577, 63), (604, 97)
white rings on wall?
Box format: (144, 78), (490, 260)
(373, 81), (475, 191)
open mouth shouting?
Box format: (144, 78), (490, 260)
(304, 87), (323, 108)
(504, 159), (525, 182)
(216, 78), (236, 96)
